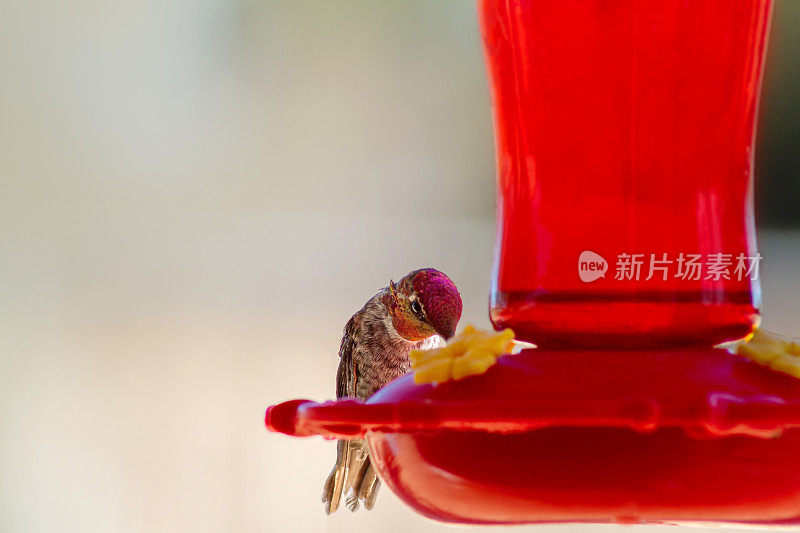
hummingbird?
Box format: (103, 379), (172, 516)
(322, 268), (463, 514)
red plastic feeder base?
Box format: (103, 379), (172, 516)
(266, 348), (800, 525)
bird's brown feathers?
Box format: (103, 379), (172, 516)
(322, 270), (460, 514)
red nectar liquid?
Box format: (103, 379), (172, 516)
(480, 0), (771, 348)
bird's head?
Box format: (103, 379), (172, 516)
(387, 268), (462, 342)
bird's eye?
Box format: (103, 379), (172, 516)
(410, 299), (423, 316)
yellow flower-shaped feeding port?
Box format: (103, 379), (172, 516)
(737, 328), (800, 379)
(410, 324), (515, 385)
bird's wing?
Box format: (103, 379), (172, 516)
(336, 315), (357, 398)
(323, 315), (376, 513)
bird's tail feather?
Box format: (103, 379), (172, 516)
(356, 461), (380, 510)
(322, 440), (349, 514)
(322, 439), (380, 514)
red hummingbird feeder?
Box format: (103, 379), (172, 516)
(265, 0), (800, 525)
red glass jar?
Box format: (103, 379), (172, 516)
(481, 0), (771, 348)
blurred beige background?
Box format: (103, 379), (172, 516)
(1, 1), (798, 532)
